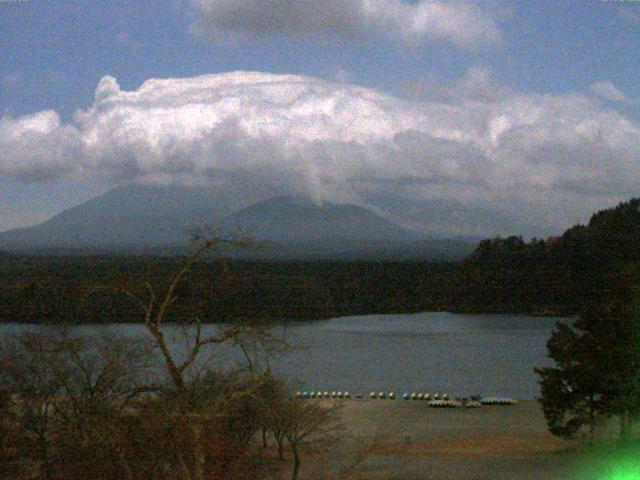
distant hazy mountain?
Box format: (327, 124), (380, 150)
(219, 195), (454, 259)
(0, 185), (477, 259)
(224, 196), (417, 243)
(0, 185), (232, 252)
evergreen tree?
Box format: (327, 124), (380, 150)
(536, 275), (640, 441)
(535, 318), (607, 440)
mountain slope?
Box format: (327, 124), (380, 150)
(0, 185), (229, 251)
(0, 188), (417, 253)
(224, 196), (481, 259)
(223, 196), (418, 245)
(0, 186), (477, 259)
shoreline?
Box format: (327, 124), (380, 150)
(0, 308), (573, 326)
(303, 399), (586, 479)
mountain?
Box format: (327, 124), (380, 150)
(219, 196), (445, 259)
(0, 185), (234, 252)
(0, 186), (477, 259)
(224, 195), (416, 243)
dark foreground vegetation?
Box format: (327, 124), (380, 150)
(1, 199), (639, 479)
(1, 198), (639, 323)
(0, 237), (358, 480)
(0, 328), (353, 480)
(528, 199), (640, 446)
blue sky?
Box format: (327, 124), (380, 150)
(0, 0), (639, 235)
(2, 0), (638, 119)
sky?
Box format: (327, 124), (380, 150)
(0, 0), (639, 237)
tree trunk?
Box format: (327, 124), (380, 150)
(148, 326), (185, 391)
(39, 434), (50, 480)
(192, 423), (205, 480)
(37, 405), (50, 480)
(277, 436), (284, 460)
(291, 444), (300, 480)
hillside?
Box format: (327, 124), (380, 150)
(0, 186), (476, 260)
(220, 196), (455, 259)
(0, 198), (638, 324)
(225, 195), (417, 244)
(453, 198), (640, 314)
(0, 185), (231, 251)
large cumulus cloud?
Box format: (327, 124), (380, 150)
(0, 111), (82, 182)
(2, 70), (639, 236)
(190, 0), (503, 49)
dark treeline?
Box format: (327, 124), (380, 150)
(0, 256), (456, 323)
(456, 198), (640, 315)
(1, 198), (638, 323)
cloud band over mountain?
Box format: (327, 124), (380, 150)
(190, 0), (503, 49)
(2, 70), (639, 236)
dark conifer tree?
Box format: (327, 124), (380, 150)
(536, 272), (640, 441)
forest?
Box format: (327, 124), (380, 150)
(0, 198), (638, 324)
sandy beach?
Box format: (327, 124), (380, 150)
(304, 399), (592, 480)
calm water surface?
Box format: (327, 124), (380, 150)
(0, 312), (567, 400)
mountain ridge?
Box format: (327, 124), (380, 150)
(0, 185), (477, 259)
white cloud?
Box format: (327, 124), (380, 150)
(589, 80), (628, 103)
(1, 69), (639, 236)
(94, 75), (121, 102)
(0, 110), (82, 182)
(190, 0), (503, 49)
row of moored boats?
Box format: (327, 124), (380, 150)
(294, 391), (518, 407)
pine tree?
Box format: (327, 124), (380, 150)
(536, 273), (640, 441)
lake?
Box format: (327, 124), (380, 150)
(0, 312), (567, 400)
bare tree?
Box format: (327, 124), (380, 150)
(254, 375), (289, 459)
(54, 328), (154, 417)
(98, 234), (289, 480)
(233, 325), (291, 453)
(52, 329), (155, 480)
(0, 380), (17, 478)
(233, 320), (291, 376)
(0, 329), (155, 480)
(0, 332), (67, 480)
(106, 236), (254, 391)
(281, 398), (342, 480)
